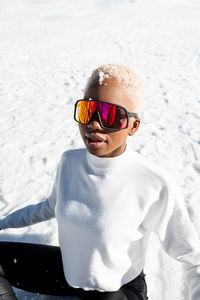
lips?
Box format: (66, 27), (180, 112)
(85, 134), (106, 148)
(86, 134), (105, 142)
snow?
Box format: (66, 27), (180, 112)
(0, 0), (200, 299)
(98, 71), (109, 85)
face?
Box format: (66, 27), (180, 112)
(78, 77), (140, 158)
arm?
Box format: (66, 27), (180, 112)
(0, 194), (56, 230)
(154, 174), (200, 300)
(0, 155), (62, 230)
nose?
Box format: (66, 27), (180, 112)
(87, 111), (102, 130)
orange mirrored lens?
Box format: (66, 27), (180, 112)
(75, 100), (128, 129)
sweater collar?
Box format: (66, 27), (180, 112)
(86, 144), (131, 173)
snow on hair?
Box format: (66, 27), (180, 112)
(84, 64), (145, 118)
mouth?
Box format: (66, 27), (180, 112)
(85, 134), (106, 148)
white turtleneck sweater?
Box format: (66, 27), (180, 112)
(0, 146), (200, 299)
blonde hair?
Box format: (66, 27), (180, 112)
(84, 64), (145, 118)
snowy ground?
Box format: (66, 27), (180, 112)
(0, 0), (200, 299)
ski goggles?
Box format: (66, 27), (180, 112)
(74, 99), (139, 130)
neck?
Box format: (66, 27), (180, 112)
(86, 144), (130, 173)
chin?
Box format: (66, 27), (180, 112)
(86, 146), (106, 157)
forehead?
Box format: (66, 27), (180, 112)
(84, 77), (134, 111)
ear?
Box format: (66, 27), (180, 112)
(129, 118), (141, 136)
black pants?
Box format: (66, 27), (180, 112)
(0, 242), (148, 300)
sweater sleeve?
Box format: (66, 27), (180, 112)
(0, 155), (62, 230)
(154, 173), (200, 300)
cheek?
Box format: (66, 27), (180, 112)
(78, 125), (86, 139)
(110, 130), (129, 144)
(78, 124), (84, 133)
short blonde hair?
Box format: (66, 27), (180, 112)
(84, 64), (145, 118)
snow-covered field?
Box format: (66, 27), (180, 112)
(0, 0), (200, 299)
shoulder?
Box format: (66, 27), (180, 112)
(62, 148), (86, 159)
(127, 146), (173, 188)
(60, 148), (87, 167)
(133, 150), (183, 201)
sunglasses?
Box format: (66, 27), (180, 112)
(74, 99), (139, 130)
